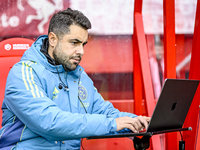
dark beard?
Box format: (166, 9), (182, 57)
(53, 51), (81, 72)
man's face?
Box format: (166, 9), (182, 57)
(53, 25), (88, 71)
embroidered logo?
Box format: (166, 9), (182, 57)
(78, 85), (87, 101)
(53, 87), (59, 100)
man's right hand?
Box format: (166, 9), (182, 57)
(115, 116), (150, 133)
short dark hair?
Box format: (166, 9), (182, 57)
(48, 8), (92, 39)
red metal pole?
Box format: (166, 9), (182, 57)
(134, 14), (155, 117)
(163, 0), (177, 150)
(133, 0), (143, 116)
(184, 0), (200, 149)
(133, 1), (162, 149)
(163, 0), (176, 79)
(134, 12), (162, 150)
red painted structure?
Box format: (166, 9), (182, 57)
(163, 0), (178, 150)
(133, 0), (162, 149)
(133, 0), (200, 150)
(184, 0), (200, 149)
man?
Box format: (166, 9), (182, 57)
(0, 8), (150, 150)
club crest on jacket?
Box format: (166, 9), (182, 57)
(78, 84), (87, 101)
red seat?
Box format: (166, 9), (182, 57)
(0, 38), (34, 126)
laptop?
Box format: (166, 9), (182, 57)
(87, 79), (199, 139)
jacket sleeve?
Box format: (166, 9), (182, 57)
(4, 62), (117, 141)
(91, 86), (137, 118)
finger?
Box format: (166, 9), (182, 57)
(127, 124), (138, 133)
(142, 116), (151, 122)
(123, 118), (140, 133)
(126, 117), (143, 132)
(146, 117), (151, 122)
(115, 117), (139, 132)
(132, 118), (143, 131)
(138, 116), (149, 129)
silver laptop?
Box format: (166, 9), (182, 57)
(87, 79), (199, 139)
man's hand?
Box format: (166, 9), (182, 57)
(115, 116), (151, 133)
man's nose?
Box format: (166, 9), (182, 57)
(76, 45), (84, 55)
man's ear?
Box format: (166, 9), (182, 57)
(48, 32), (58, 48)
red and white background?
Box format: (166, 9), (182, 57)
(0, 0), (197, 36)
(0, 0), (68, 37)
